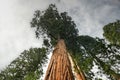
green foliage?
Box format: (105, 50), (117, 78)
(0, 47), (48, 80)
(73, 36), (96, 79)
(74, 36), (120, 80)
(24, 72), (38, 80)
(43, 39), (50, 47)
(91, 38), (120, 80)
(103, 20), (120, 45)
(31, 4), (78, 40)
(31, 4), (79, 53)
(77, 35), (97, 50)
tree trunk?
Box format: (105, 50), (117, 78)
(44, 39), (85, 80)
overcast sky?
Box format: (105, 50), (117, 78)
(0, 0), (120, 71)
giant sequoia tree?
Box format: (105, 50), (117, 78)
(31, 4), (120, 80)
(1, 4), (120, 80)
(31, 4), (85, 80)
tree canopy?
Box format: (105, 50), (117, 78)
(76, 36), (120, 79)
(31, 4), (78, 40)
(31, 4), (79, 53)
(0, 47), (47, 80)
(103, 20), (120, 45)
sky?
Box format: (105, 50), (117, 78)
(0, 0), (120, 75)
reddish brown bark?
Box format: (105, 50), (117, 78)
(68, 52), (85, 80)
(44, 39), (85, 80)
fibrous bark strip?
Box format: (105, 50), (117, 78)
(44, 39), (85, 80)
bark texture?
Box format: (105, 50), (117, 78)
(68, 53), (86, 80)
(44, 39), (85, 80)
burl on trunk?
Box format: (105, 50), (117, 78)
(44, 39), (85, 80)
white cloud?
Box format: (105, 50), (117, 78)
(0, 0), (44, 70)
(55, 0), (120, 37)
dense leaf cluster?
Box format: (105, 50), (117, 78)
(31, 4), (79, 53)
(103, 20), (120, 45)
